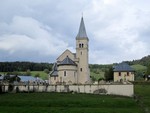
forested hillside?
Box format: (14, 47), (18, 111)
(125, 55), (150, 66)
(0, 62), (53, 72)
(0, 55), (150, 80)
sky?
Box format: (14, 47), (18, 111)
(0, 0), (150, 64)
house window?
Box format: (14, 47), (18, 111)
(119, 72), (121, 76)
(127, 72), (129, 76)
(64, 71), (66, 76)
(80, 68), (82, 72)
(54, 77), (56, 80)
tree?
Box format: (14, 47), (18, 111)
(26, 69), (31, 76)
(35, 73), (40, 77)
(146, 64), (150, 75)
(0, 61), (53, 72)
(44, 69), (49, 74)
(90, 76), (96, 82)
(104, 67), (113, 81)
(3, 75), (20, 83)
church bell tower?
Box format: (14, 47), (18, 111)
(76, 17), (90, 84)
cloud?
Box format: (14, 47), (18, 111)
(86, 0), (150, 63)
(0, 0), (150, 64)
(0, 16), (73, 62)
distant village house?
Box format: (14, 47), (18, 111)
(113, 63), (135, 82)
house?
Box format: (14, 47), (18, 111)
(49, 17), (91, 85)
(113, 63), (135, 82)
(18, 75), (44, 84)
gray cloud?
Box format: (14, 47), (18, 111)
(0, 0), (150, 64)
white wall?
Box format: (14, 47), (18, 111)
(4, 84), (134, 97)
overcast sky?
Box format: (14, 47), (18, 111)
(0, 0), (150, 64)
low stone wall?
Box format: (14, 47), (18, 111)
(0, 84), (134, 97)
(49, 84), (134, 97)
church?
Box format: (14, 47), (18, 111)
(49, 17), (91, 85)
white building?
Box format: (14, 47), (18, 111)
(49, 17), (91, 85)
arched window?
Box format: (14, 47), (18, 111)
(79, 44), (82, 48)
(64, 71), (66, 76)
(82, 43), (84, 48)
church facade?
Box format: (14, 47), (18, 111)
(49, 17), (91, 85)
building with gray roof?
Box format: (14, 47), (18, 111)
(113, 63), (134, 72)
(113, 63), (135, 82)
(49, 17), (91, 85)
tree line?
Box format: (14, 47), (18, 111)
(0, 62), (113, 72)
(124, 55), (150, 67)
(0, 62), (53, 72)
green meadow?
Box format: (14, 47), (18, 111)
(0, 84), (150, 113)
(135, 84), (150, 112)
(0, 93), (142, 113)
(30, 71), (48, 80)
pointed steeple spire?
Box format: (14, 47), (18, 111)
(76, 17), (88, 39)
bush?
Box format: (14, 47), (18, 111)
(26, 69), (31, 76)
(44, 69), (49, 74)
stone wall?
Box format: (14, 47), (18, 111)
(0, 84), (134, 97)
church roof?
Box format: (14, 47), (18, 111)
(50, 71), (58, 76)
(113, 63), (134, 72)
(50, 63), (58, 76)
(56, 49), (75, 61)
(58, 56), (77, 66)
(76, 17), (88, 39)
(52, 63), (57, 71)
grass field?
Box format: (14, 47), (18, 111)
(30, 71), (48, 80)
(0, 85), (149, 113)
(0, 93), (143, 113)
(135, 85), (150, 112)
(131, 64), (147, 71)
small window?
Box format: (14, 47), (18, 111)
(81, 51), (82, 55)
(119, 72), (121, 76)
(54, 77), (56, 80)
(127, 72), (129, 76)
(80, 68), (82, 72)
(79, 44), (82, 48)
(82, 44), (84, 48)
(64, 71), (66, 76)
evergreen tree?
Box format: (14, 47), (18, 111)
(146, 64), (150, 75)
(104, 67), (113, 81)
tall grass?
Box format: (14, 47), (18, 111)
(0, 93), (143, 113)
(135, 85), (150, 111)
